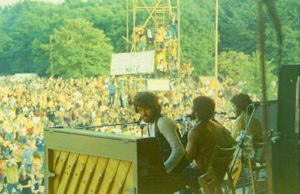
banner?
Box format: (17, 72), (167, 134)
(147, 79), (170, 91)
(111, 51), (154, 75)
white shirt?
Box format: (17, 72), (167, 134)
(148, 117), (185, 173)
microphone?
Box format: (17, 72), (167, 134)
(215, 111), (227, 115)
(226, 116), (237, 120)
(186, 113), (195, 120)
(249, 102), (260, 108)
(136, 117), (143, 124)
(174, 117), (185, 122)
(174, 113), (195, 122)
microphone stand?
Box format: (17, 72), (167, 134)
(229, 104), (258, 182)
(140, 123), (146, 137)
(76, 121), (147, 131)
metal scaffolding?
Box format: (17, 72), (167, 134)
(126, 0), (181, 69)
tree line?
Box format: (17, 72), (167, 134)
(0, 0), (299, 97)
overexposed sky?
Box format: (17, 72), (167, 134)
(0, 0), (65, 7)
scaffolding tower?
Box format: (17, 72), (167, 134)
(126, 0), (181, 72)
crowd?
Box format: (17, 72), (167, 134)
(131, 13), (181, 74)
(0, 74), (258, 193)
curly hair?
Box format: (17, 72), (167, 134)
(133, 92), (161, 117)
(193, 96), (215, 121)
(230, 93), (252, 111)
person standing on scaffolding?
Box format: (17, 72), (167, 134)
(146, 26), (154, 50)
(170, 12), (178, 39)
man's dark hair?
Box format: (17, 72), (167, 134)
(230, 93), (252, 111)
(133, 92), (161, 117)
(193, 96), (215, 121)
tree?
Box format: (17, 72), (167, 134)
(181, 0), (215, 75)
(219, 0), (257, 55)
(65, 2), (127, 52)
(264, 0), (300, 68)
(41, 18), (113, 78)
(0, 31), (12, 53)
(0, 1), (64, 75)
(218, 0), (300, 73)
(0, 0), (298, 78)
(218, 51), (277, 99)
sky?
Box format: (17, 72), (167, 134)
(0, 0), (65, 7)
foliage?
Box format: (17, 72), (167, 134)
(219, 0), (257, 55)
(0, 31), (12, 53)
(0, 0), (298, 86)
(0, 1), (64, 75)
(219, 51), (277, 99)
(181, 0), (215, 76)
(218, 0), (300, 72)
(264, 0), (300, 67)
(65, 3), (127, 52)
(41, 18), (113, 78)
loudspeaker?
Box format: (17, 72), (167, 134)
(272, 138), (299, 193)
(253, 100), (278, 132)
(277, 64), (300, 138)
(272, 64), (300, 194)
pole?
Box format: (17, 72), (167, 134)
(214, 0), (218, 81)
(258, 0), (273, 193)
(177, 0), (180, 68)
(50, 35), (53, 77)
(126, 0), (129, 52)
(132, 0), (137, 52)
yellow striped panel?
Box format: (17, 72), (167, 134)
(52, 150), (61, 170)
(50, 150), (134, 194)
(66, 154), (89, 194)
(98, 159), (120, 194)
(87, 157), (109, 194)
(121, 164), (134, 194)
(77, 156), (98, 194)
(56, 153), (79, 194)
(110, 161), (132, 194)
(53, 151), (70, 194)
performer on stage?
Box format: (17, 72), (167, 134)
(185, 96), (235, 178)
(133, 92), (188, 174)
(230, 93), (263, 146)
(230, 93), (264, 186)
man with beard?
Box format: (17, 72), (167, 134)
(182, 96), (235, 193)
(186, 96), (235, 178)
(133, 92), (188, 174)
(230, 93), (263, 142)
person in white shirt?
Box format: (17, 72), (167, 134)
(133, 92), (188, 173)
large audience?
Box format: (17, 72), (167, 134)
(0, 75), (258, 193)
